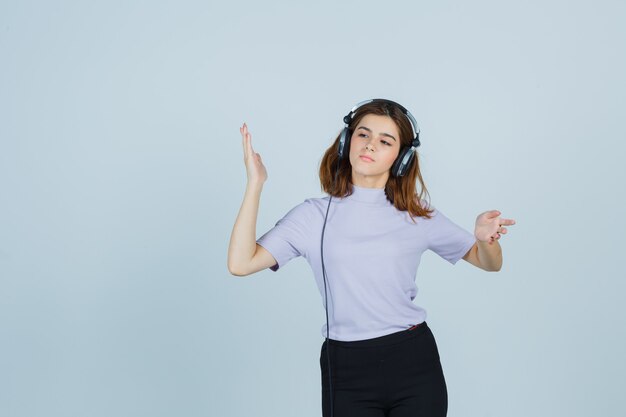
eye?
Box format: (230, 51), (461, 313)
(381, 140), (391, 146)
(358, 133), (367, 138)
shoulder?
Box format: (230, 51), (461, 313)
(301, 195), (339, 210)
(416, 199), (455, 229)
(284, 195), (348, 221)
(280, 197), (322, 222)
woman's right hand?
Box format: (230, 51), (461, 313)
(240, 122), (267, 185)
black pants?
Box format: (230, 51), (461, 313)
(320, 321), (448, 417)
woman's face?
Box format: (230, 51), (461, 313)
(349, 114), (401, 187)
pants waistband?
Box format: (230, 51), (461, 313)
(323, 321), (429, 349)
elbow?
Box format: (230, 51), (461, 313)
(227, 252), (249, 276)
(227, 263), (248, 277)
(479, 261), (502, 272)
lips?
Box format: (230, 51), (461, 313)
(360, 155), (374, 162)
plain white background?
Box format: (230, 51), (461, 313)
(1, 1), (625, 416)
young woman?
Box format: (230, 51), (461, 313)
(227, 99), (516, 417)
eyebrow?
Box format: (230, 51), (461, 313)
(356, 126), (397, 142)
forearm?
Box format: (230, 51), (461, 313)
(476, 239), (503, 271)
(227, 181), (264, 274)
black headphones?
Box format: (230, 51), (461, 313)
(321, 98), (421, 417)
(337, 98), (421, 177)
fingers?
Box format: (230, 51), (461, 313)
(240, 122), (255, 160)
(487, 210), (516, 226)
(240, 124), (248, 159)
(245, 124), (255, 155)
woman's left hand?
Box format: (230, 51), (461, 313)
(474, 210), (516, 245)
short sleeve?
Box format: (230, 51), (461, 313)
(256, 199), (312, 272)
(427, 206), (476, 265)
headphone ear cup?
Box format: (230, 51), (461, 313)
(391, 147), (415, 177)
(338, 128), (351, 160)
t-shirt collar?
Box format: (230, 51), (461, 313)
(344, 184), (389, 205)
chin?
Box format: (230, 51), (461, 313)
(353, 168), (387, 177)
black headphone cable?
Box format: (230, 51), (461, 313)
(321, 162), (340, 417)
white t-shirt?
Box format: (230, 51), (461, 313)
(256, 184), (476, 341)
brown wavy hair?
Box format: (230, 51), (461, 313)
(318, 100), (434, 223)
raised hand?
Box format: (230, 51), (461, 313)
(240, 122), (267, 185)
(474, 210), (516, 245)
